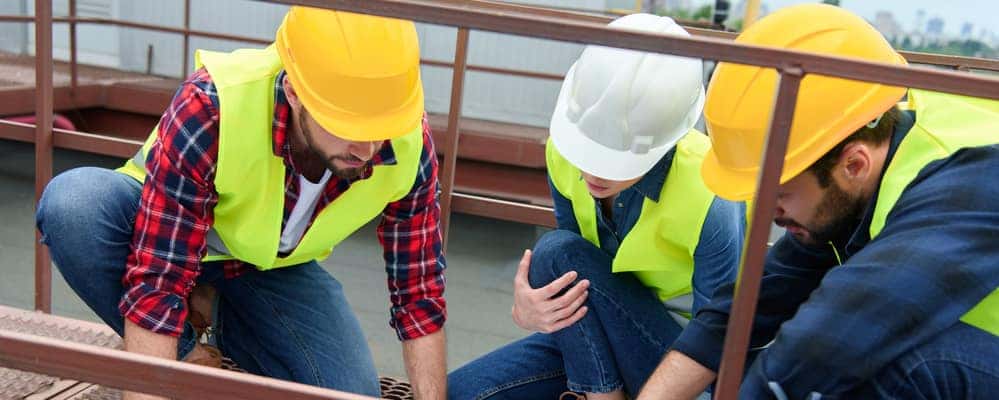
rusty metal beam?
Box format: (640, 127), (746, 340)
(714, 69), (804, 399)
(438, 27), (470, 249)
(898, 51), (999, 72)
(182, 0), (192, 77)
(260, 0), (999, 100)
(0, 15), (274, 45)
(420, 59), (564, 81)
(0, 120), (144, 158)
(69, 0), (78, 93)
(0, 11), (994, 76)
(0, 329), (375, 400)
(451, 193), (556, 228)
(33, 0), (53, 315)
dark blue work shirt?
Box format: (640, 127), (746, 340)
(672, 110), (999, 399)
(549, 144), (746, 316)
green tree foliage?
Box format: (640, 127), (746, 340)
(692, 4), (713, 20)
(660, 4), (712, 22)
(896, 38), (997, 58)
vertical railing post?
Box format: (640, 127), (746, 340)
(713, 67), (804, 399)
(437, 28), (470, 251)
(34, 0), (54, 314)
(68, 0), (77, 93)
(182, 0), (191, 77)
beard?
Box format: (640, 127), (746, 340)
(808, 180), (867, 244)
(298, 112), (368, 180)
(775, 180), (867, 245)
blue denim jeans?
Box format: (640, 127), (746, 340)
(448, 230), (685, 399)
(35, 167), (380, 396)
(840, 322), (999, 400)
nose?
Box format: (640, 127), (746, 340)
(774, 204), (785, 219)
(349, 140), (379, 162)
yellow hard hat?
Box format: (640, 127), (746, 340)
(275, 6), (424, 141)
(701, 4), (907, 201)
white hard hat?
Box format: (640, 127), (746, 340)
(550, 13), (705, 181)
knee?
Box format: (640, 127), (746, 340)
(36, 167), (135, 238)
(529, 230), (592, 288)
(38, 168), (107, 229)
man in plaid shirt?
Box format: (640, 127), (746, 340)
(36, 7), (446, 399)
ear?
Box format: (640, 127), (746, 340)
(283, 75), (300, 108)
(838, 142), (873, 182)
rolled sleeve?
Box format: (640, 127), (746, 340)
(119, 70), (220, 337)
(379, 116), (448, 341)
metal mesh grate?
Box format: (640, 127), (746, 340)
(0, 367), (59, 399)
(0, 307), (121, 399)
(379, 376), (414, 400)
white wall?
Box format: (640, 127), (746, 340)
(23, 0), (122, 67)
(0, 1), (28, 54)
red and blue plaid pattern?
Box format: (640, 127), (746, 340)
(119, 68), (446, 340)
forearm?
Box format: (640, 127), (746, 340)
(122, 319), (179, 400)
(402, 329), (447, 400)
(638, 351), (716, 400)
(124, 318), (179, 359)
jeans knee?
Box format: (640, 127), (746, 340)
(37, 168), (92, 235)
(37, 167), (137, 238)
(529, 230), (592, 288)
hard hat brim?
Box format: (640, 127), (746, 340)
(549, 68), (674, 181)
(280, 47), (426, 142)
(701, 148), (757, 201)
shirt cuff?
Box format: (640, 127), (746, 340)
(118, 282), (188, 337)
(390, 297), (447, 341)
(670, 317), (727, 372)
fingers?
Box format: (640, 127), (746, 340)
(550, 290), (588, 322)
(537, 270), (579, 299)
(513, 249), (532, 288)
(548, 279), (589, 311)
(545, 305), (588, 333)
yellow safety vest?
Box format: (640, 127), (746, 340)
(546, 132), (715, 307)
(870, 89), (999, 336)
(118, 46), (423, 270)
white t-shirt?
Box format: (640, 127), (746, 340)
(278, 169), (332, 253)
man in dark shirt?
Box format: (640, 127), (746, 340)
(638, 4), (999, 399)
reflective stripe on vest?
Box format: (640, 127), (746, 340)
(546, 132), (715, 310)
(116, 45), (423, 270)
(871, 89), (999, 336)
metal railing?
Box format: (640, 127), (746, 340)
(2, 0), (999, 398)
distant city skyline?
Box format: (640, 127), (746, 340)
(672, 1), (994, 38)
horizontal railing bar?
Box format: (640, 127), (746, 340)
(1, 9), (995, 72)
(421, 59), (564, 80)
(0, 329), (374, 400)
(0, 11), (995, 74)
(0, 121), (558, 228)
(256, 0), (999, 100)
(451, 192), (556, 228)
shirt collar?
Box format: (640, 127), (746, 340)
(631, 147), (676, 202)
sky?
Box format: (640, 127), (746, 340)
(756, 0), (994, 37)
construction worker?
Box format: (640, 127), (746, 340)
(35, 7), (446, 399)
(637, 4), (999, 399)
(448, 14), (744, 400)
